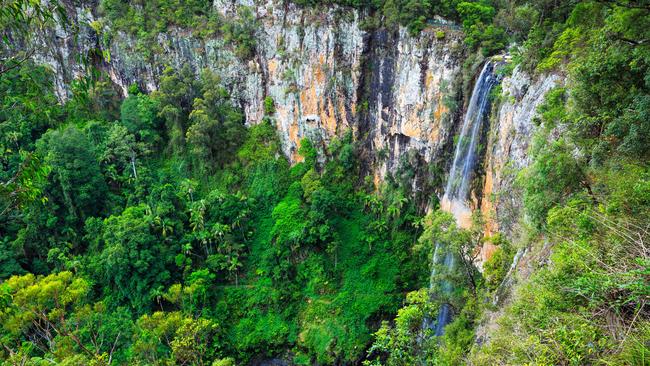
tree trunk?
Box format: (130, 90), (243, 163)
(130, 151), (138, 179)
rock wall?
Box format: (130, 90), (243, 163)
(358, 27), (464, 183)
(29, 1), (565, 236)
(31, 0), (464, 186)
(476, 67), (563, 263)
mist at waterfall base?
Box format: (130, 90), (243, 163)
(424, 61), (501, 337)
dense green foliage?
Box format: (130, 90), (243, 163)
(92, 0), (627, 66)
(363, 211), (486, 365)
(0, 56), (431, 363)
(364, 1), (650, 365)
(470, 2), (650, 363)
(92, 0), (606, 61)
(2, 0), (650, 365)
(94, 0), (507, 56)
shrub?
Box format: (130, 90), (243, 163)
(264, 96), (275, 115)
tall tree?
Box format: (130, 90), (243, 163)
(37, 126), (108, 223)
(187, 69), (245, 171)
(88, 204), (174, 311)
(154, 65), (199, 153)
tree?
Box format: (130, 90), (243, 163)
(457, 1), (495, 28)
(481, 234), (513, 291)
(165, 269), (216, 315)
(88, 204), (173, 310)
(153, 64), (199, 153)
(263, 96), (275, 115)
(364, 289), (437, 366)
(520, 139), (587, 229)
(456, 1), (506, 55)
(66, 80), (122, 123)
(0, 63), (60, 219)
(101, 124), (150, 185)
(400, 0), (429, 35)
(131, 311), (219, 365)
(37, 126), (108, 223)
(0, 153), (50, 220)
(416, 210), (480, 323)
(190, 190), (252, 284)
(187, 69), (245, 171)
(9, 126), (107, 274)
(0, 272), (127, 363)
(271, 183), (307, 255)
(120, 92), (161, 147)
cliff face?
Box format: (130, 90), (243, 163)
(476, 68), (563, 266)
(34, 0), (464, 186)
(357, 27), (464, 183)
(34, 0), (564, 247)
(482, 69), (562, 235)
(33, 0), (561, 249)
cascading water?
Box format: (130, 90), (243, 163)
(426, 61), (501, 336)
(441, 61), (500, 225)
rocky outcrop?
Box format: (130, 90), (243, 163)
(476, 68), (563, 266)
(481, 69), (562, 235)
(30, 5), (98, 102)
(357, 27), (464, 183)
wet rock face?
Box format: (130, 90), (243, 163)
(32, 0), (464, 186)
(480, 68), (563, 241)
(360, 27), (463, 182)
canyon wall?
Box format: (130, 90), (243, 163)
(32, 0), (562, 258)
(26, 0), (566, 345)
(34, 0), (464, 184)
(482, 68), (562, 236)
(475, 68), (563, 267)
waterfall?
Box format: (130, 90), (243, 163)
(426, 61), (500, 336)
(440, 61), (500, 227)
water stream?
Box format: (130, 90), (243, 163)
(426, 61), (501, 336)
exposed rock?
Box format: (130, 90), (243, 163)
(28, 1), (559, 246)
(29, 0), (464, 190)
(480, 68), (563, 240)
(361, 27), (464, 183)
(471, 69), (563, 346)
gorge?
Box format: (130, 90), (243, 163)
(33, 0), (551, 243)
(1, 0), (648, 365)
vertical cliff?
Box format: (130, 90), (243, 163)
(30, 0), (565, 275)
(30, 1), (563, 260)
(356, 27), (464, 184)
(481, 68), (562, 235)
(471, 68), (563, 290)
(30, 0), (465, 189)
